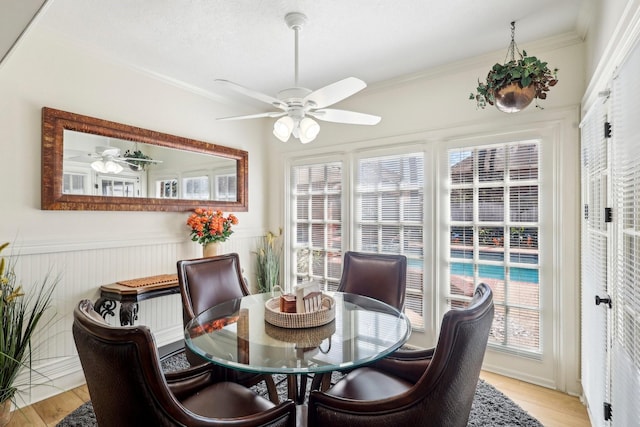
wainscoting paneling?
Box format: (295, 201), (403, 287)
(9, 232), (263, 406)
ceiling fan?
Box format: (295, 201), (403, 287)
(70, 146), (162, 173)
(215, 12), (381, 144)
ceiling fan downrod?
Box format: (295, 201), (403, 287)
(285, 12), (308, 88)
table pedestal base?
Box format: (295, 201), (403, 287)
(287, 374), (308, 404)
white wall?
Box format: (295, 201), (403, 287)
(583, 0), (633, 81)
(583, 0), (640, 111)
(0, 26), (270, 405)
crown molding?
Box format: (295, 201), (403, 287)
(367, 31), (584, 93)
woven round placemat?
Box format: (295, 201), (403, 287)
(264, 294), (335, 328)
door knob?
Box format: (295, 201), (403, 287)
(595, 295), (612, 308)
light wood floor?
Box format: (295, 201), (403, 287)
(6, 371), (591, 426)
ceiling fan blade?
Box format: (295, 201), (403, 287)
(303, 77), (367, 109)
(216, 111), (286, 121)
(121, 157), (163, 163)
(309, 108), (381, 125)
(67, 153), (97, 163)
(215, 79), (287, 109)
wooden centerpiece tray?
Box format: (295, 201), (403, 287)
(264, 294), (335, 329)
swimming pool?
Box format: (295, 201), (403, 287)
(451, 249), (538, 265)
(451, 262), (539, 284)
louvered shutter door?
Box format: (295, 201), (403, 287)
(580, 97), (610, 427)
(611, 36), (640, 426)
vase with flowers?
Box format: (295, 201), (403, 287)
(1, 242), (59, 425)
(186, 208), (238, 257)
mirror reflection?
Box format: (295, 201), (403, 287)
(41, 107), (248, 212)
(62, 130), (237, 201)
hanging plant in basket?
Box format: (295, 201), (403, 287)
(469, 22), (558, 113)
(123, 149), (153, 171)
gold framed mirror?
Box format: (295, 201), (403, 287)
(41, 107), (248, 212)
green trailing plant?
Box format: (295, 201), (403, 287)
(123, 149), (153, 171)
(469, 22), (558, 110)
(255, 230), (282, 293)
(1, 242), (59, 406)
(469, 51), (558, 109)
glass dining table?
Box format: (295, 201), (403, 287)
(184, 291), (411, 403)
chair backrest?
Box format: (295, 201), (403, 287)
(72, 300), (189, 426)
(413, 282), (494, 426)
(177, 253), (249, 365)
(337, 251), (407, 310)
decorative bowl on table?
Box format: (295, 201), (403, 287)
(264, 294), (335, 328)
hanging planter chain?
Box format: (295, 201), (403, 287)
(504, 21), (522, 64)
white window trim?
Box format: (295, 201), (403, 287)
(279, 107), (580, 393)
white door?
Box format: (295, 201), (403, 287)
(580, 98), (612, 426)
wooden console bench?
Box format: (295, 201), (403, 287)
(95, 274), (179, 326)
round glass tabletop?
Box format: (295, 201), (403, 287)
(184, 291), (411, 375)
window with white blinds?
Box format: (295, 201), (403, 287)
(215, 174), (237, 201)
(291, 162), (343, 289)
(448, 142), (541, 354)
(610, 36), (640, 426)
(355, 153), (425, 330)
(183, 175), (210, 200)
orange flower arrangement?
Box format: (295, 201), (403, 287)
(186, 208), (238, 245)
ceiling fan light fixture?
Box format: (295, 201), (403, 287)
(92, 159), (123, 174)
(299, 117), (320, 143)
(91, 160), (106, 173)
(105, 160), (123, 174)
(273, 116), (294, 142)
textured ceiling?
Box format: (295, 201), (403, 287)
(36, 0), (590, 107)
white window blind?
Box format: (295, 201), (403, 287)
(355, 152), (425, 329)
(611, 36), (640, 426)
(291, 162), (343, 289)
(216, 174), (237, 201)
(63, 172), (87, 194)
(183, 175), (210, 200)
(448, 142), (541, 353)
(155, 178), (178, 198)
(580, 97), (610, 427)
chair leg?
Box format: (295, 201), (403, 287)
(263, 375), (279, 404)
(310, 372), (332, 392)
(320, 372), (332, 391)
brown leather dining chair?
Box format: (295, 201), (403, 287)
(311, 251), (408, 391)
(308, 283), (494, 427)
(177, 253), (279, 403)
(337, 251), (407, 310)
(73, 299), (296, 427)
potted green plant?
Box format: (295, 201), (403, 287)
(255, 229), (282, 293)
(470, 51), (558, 112)
(0, 242), (59, 425)
(469, 22), (558, 113)
(123, 149), (153, 171)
